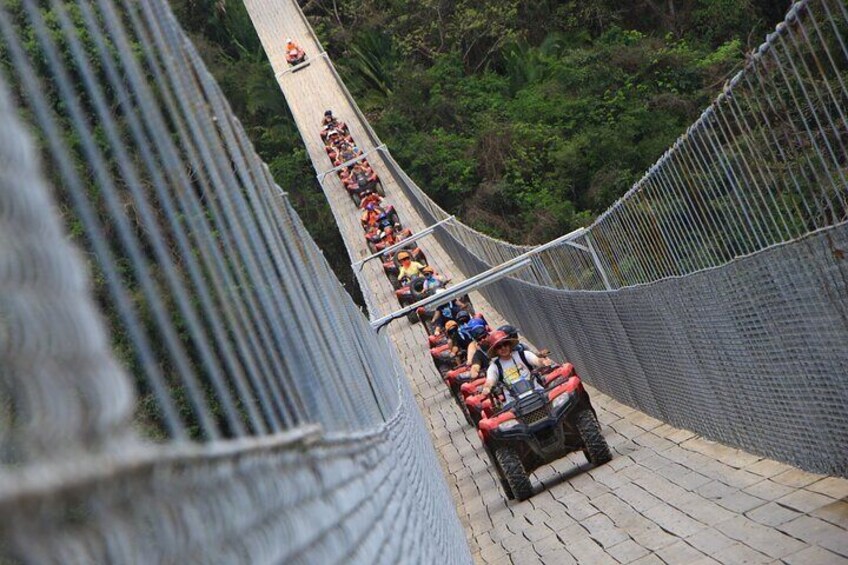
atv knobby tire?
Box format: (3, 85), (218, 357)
(459, 398), (474, 426)
(576, 409), (612, 466)
(494, 446), (533, 501)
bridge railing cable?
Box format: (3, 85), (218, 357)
(0, 0), (467, 561)
(300, 0), (848, 476)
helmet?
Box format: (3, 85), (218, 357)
(486, 330), (515, 356)
(384, 226), (394, 235)
(286, 38), (293, 43)
(456, 310), (471, 324)
(469, 324), (488, 341)
(397, 251), (411, 261)
(445, 320), (458, 332)
(422, 266), (434, 275)
(497, 324), (519, 341)
(324, 110), (333, 116)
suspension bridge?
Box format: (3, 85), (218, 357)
(0, 0), (846, 563)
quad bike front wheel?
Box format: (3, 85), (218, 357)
(576, 409), (612, 466)
(494, 446), (533, 501)
(484, 445), (515, 500)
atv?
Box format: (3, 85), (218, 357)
(478, 367), (612, 501)
(395, 275), (435, 323)
(361, 205), (400, 233)
(286, 46), (307, 66)
(465, 360), (564, 427)
(345, 168), (384, 204)
(444, 364), (483, 423)
(429, 341), (464, 376)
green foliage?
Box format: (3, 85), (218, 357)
(305, 0), (787, 244)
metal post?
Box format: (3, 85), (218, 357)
(316, 144), (387, 183)
(371, 227), (587, 329)
(371, 258), (533, 330)
(583, 232), (613, 291)
(352, 216), (455, 272)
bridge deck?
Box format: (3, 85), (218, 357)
(244, 1), (848, 562)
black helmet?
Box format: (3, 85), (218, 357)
(497, 324), (519, 340)
(324, 109), (333, 116)
(456, 310), (471, 324)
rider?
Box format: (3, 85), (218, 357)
(396, 251), (425, 284)
(447, 310), (476, 361)
(285, 38), (304, 64)
(321, 109), (335, 127)
(380, 226), (398, 246)
(456, 310), (488, 366)
(481, 330), (548, 400)
(359, 192), (383, 210)
(466, 325), (491, 378)
(421, 266), (446, 292)
(429, 297), (469, 334)
(361, 202), (383, 229)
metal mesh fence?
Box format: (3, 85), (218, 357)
(318, 0), (848, 475)
(0, 0), (468, 561)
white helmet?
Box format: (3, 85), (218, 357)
(286, 37), (293, 43)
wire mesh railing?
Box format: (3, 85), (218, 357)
(0, 0), (468, 561)
(309, 0), (848, 475)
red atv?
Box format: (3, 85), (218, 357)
(321, 123), (349, 142)
(465, 360), (565, 426)
(285, 44), (306, 66)
(444, 364), (484, 422)
(478, 366), (612, 501)
(364, 212), (403, 253)
(430, 341), (462, 377)
(344, 166), (383, 204)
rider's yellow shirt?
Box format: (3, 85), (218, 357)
(398, 261), (425, 280)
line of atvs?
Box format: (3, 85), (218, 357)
(320, 108), (612, 502)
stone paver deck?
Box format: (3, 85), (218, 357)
(246, 2), (848, 561)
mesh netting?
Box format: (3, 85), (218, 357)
(314, 0), (848, 476)
(0, 0), (468, 561)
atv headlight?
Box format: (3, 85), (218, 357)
(551, 392), (573, 410)
(498, 419), (520, 432)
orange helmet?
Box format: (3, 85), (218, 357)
(445, 320), (458, 332)
(397, 251), (411, 261)
(422, 266), (434, 275)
